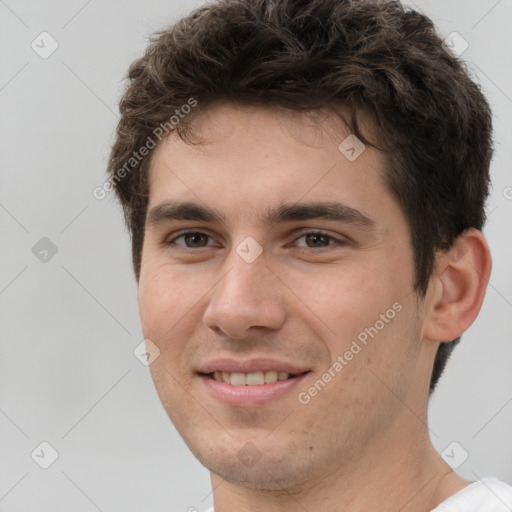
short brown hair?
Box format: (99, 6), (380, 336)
(106, 0), (493, 394)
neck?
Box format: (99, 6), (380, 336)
(209, 419), (470, 512)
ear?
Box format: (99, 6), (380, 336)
(424, 228), (492, 342)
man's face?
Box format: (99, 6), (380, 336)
(138, 103), (433, 489)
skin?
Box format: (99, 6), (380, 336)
(137, 102), (492, 512)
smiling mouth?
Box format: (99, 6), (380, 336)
(206, 370), (306, 386)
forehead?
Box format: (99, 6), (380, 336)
(145, 103), (394, 228)
(150, 102), (379, 165)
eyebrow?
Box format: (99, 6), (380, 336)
(146, 200), (376, 232)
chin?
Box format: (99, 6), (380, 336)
(187, 437), (321, 491)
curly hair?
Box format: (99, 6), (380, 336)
(106, 0), (493, 394)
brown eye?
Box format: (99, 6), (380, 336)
(304, 233), (331, 247)
(295, 231), (346, 249)
(168, 231), (213, 248)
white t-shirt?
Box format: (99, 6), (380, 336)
(430, 477), (512, 511)
(203, 477), (512, 512)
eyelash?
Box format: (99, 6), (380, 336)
(165, 229), (347, 251)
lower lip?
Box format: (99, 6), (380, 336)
(199, 373), (309, 406)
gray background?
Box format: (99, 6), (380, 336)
(0, 0), (511, 511)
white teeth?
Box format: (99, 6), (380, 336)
(211, 370), (293, 385)
(264, 370), (278, 383)
(230, 372), (246, 386)
(246, 371), (265, 385)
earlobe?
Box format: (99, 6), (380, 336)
(424, 228), (492, 342)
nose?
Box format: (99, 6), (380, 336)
(202, 250), (287, 339)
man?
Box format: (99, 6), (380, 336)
(106, 0), (512, 510)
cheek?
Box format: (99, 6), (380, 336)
(301, 262), (390, 335)
(138, 265), (181, 336)
(138, 276), (163, 335)
(306, 263), (412, 380)
(138, 263), (212, 345)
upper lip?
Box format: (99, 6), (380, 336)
(197, 358), (311, 375)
